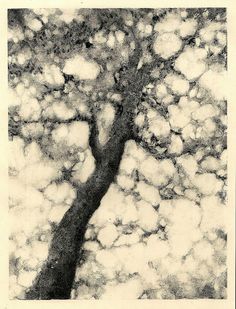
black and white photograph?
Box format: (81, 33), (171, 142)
(4, 4), (234, 306)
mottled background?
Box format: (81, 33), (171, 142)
(8, 8), (227, 299)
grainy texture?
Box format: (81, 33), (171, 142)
(8, 8), (227, 300)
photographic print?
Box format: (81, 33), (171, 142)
(8, 7), (228, 300)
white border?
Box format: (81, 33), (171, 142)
(0, 1), (234, 309)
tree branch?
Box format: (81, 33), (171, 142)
(88, 114), (103, 163)
(25, 106), (132, 299)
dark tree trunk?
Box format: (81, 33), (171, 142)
(25, 38), (146, 299)
(25, 109), (134, 300)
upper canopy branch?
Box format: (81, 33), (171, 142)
(88, 114), (104, 164)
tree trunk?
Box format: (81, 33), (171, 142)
(25, 110), (133, 300)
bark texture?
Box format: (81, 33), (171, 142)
(25, 104), (135, 299)
(25, 37), (146, 299)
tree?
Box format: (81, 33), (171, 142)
(8, 8), (227, 300)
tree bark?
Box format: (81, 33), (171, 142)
(25, 39), (145, 299)
(25, 109), (133, 299)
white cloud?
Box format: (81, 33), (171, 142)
(17, 271), (37, 288)
(124, 140), (147, 163)
(175, 47), (207, 80)
(90, 185), (124, 226)
(201, 156), (221, 171)
(39, 64), (65, 87)
(199, 67), (226, 101)
(199, 22), (225, 43)
(155, 83), (168, 99)
(31, 240), (49, 261)
(179, 19), (197, 38)
(148, 114), (170, 138)
(58, 9), (78, 23)
(193, 173), (223, 195)
(26, 18), (43, 32)
(115, 30), (125, 43)
(18, 97), (41, 121)
(122, 195), (139, 224)
(24, 141), (43, 165)
(164, 73), (189, 95)
(21, 123), (44, 138)
(153, 32), (182, 59)
(154, 13), (182, 33)
(167, 199), (202, 257)
(48, 205), (70, 224)
(96, 249), (119, 269)
(17, 160), (60, 189)
(168, 97), (199, 130)
(44, 101), (76, 120)
(168, 134), (183, 154)
(192, 104), (219, 121)
(146, 235), (170, 260)
(177, 155), (198, 179)
(44, 181), (76, 204)
(119, 155), (137, 175)
(136, 181), (161, 205)
(97, 224), (119, 247)
(136, 200), (159, 231)
(101, 278), (143, 299)
(193, 240), (214, 263)
(52, 121), (89, 150)
(63, 55), (100, 80)
(9, 137), (26, 172)
(107, 32), (116, 48)
(117, 174), (135, 190)
(115, 232), (140, 247)
(200, 195), (227, 233)
(140, 156), (176, 187)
